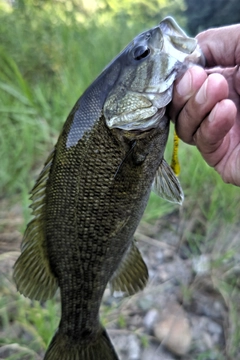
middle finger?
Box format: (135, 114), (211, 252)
(175, 73), (229, 144)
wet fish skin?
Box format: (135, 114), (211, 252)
(13, 17), (202, 360)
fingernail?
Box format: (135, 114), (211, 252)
(176, 71), (192, 97)
(208, 103), (218, 122)
(195, 79), (208, 104)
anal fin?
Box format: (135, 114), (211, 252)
(110, 240), (148, 296)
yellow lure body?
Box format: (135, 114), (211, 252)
(171, 130), (181, 176)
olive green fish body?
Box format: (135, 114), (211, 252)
(46, 114), (168, 341)
(13, 17), (203, 360)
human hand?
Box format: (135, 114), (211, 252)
(169, 25), (240, 186)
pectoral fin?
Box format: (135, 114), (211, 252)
(152, 158), (184, 204)
(110, 240), (148, 296)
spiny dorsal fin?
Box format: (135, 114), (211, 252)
(109, 240), (148, 296)
(13, 149), (58, 301)
(152, 158), (184, 204)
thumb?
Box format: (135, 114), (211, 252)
(197, 25), (240, 67)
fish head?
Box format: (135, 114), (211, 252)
(104, 17), (203, 133)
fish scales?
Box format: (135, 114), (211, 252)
(13, 17), (203, 360)
(47, 114), (166, 335)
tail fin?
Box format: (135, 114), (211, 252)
(44, 327), (119, 360)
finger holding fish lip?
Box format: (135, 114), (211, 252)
(193, 99), (236, 167)
(169, 68), (230, 145)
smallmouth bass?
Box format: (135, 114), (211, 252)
(13, 17), (202, 360)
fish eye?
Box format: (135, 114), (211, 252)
(133, 46), (150, 61)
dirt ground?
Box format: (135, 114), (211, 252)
(0, 200), (239, 360)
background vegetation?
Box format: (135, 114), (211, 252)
(1, 0), (240, 359)
(185, 0), (240, 35)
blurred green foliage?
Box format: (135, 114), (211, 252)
(1, 2), (240, 359)
(185, 0), (240, 35)
(0, 0), (185, 199)
(1, 0), (240, 227)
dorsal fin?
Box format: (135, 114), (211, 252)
(13, 149), (58, 301)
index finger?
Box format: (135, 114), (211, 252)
(197, 24), (240, 68)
